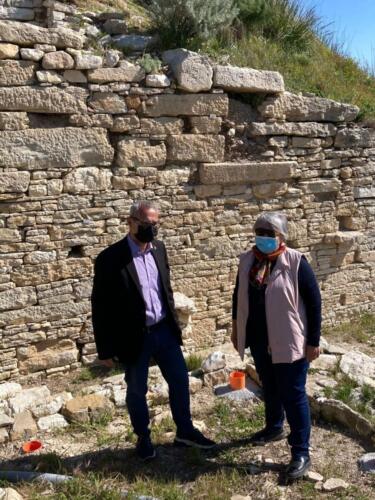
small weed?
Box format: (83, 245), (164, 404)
(138, 53), (162, 74)
(185, 353), (204, 372)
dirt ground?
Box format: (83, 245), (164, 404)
(1, 374), (374, 499)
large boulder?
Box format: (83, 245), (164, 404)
(62, 394), (113, 424)
(163, 49), (213, 92)
(201, 352), (226, 373)
(340, 351), (375, 388)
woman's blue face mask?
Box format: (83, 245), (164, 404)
(255, 235), (279, 254)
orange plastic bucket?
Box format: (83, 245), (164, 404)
(22, 440), (42, 453)
(229, 371), (245, 390)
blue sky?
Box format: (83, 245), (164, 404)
(301, 0), (374, 69)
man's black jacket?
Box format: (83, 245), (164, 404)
(91, 236), (182, 363)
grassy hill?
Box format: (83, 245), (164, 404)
(77, 0), (375, 120)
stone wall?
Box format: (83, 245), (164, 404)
(0, 18), (374, 382)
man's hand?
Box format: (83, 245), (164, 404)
(231, 320), (238, 351)
(306, 345), (320, 363)
(99, 358), (115, 368)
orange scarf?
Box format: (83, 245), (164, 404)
(249, 243), (286, 288)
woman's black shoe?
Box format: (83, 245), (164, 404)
(249, 428), (287, 446)
(285, 456), (311, 480)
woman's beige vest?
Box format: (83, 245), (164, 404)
(236, 247), (308, 364)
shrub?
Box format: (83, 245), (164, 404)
(138, 53), (162, 73)
(235, 0), (322, 51)
(149, 0), (239, 50)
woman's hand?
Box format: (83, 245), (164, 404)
(231, 320), (238, 351)
(306, 345), (320, 363)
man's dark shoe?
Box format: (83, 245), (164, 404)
(285, 456), (311, 480)
(174, 428), (216, 449)
(249, 427), (287, 446)
(136, 435), (156, 460)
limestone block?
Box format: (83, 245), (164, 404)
(214, 65), (284, 93)
(42, 50), (74, 70)
(32, 391), (72, 418)
(69, 113), (113, 128)
(190, 116), (222, 134)
(88, 63), (145, 83)
(20, 48), (44, 61)
(157, 169), (190, 186)
(0, 382), (22, 400)
(201, 352), (226, 373)
(189, 376), (203, 394)
(112, 34), (156, 52)
(0, 128), (113, 169)
(292, 137), (321, 148)
(0, 414), (13, 427)
(103, 19), (127, 35)
(146, 73), (170, 88)
(0, 6), (35, 21)
(103, 49), (120, 68)
(322, 479), (349, 492)
(63, 167), (112, 193)
(311, 354), (338, 371)
(10, 410), (37, 440)
(335, 128), (375, 148)
(0, 300), (91, 327)
(248, 122), (336, 137)
(323, 231), (361, 245)
(0, 286), (36, 311)
(62, 394), (113, 423)
(259, 91), (359, 122)
(18, 340), (79, 374)
(353, 187), (375, 198)
(167, 134), (225, 162)
(37, 413), (69, 431)
(117, 138), (167, 168)
(300, 179), (341, 193)
(36, 70), (64, 84)
(142, 93), (229, 117)
(44, 0), (77, 14)
(340, 351), (375, 388)
(111, 115), (140, 132)
(9, 385), (51, 414)
(203, 368), (227, 387)
(0, 228), (21, 242)
(0, 21), (83, 49)
(63, 70), (87, 83)
(88, 92), (127, 114)
(252, 182), (288, 200)
(0, 171), (30, 193)
(162, 49), (213, 92)
(112, 176), (144, 190)
(68, 49), (102, 70)
(0, 60), (36, 86)
(0, 42), (19, 59)
(140, 117), (183, 136)
(194, 184), (222, 198)
(199, 161), (297, 185)
(0, 86), (88, 113)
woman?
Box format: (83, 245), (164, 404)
(232, 212), (321, 480)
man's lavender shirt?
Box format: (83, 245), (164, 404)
(127, 235), (166, 326)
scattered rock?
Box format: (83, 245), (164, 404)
(312, 354), (338, 371)
(201, 352), (226, 373)
(0, 414), (14, 427)
(322, 478), (349, 492)
(37, 413), (69, 431)
(340, 351), (375, 388)
(10, 410), (37, 441)
(163, 49), (212, 92)
(305, 471), (324, 482)
(188, 376), (203, 394)
(203, 368), (228, 387)
(62, 394), (113, 424)
(358, 452), (375, 473)
(9, 386), (51, 414)
(0, 488), (24, 500)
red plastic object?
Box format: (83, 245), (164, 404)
(229, 371), (246, 390)
(22, 440), (42, 453)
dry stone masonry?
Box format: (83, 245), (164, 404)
(0, 6), (374, 382)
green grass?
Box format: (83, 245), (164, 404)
(323, 313), (375, 345)
(185, 353), (204, 372)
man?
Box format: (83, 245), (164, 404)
(91, 200), (215, 460)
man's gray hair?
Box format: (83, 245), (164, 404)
(129, 200), (160, 219)
(254, 212), (288, 238)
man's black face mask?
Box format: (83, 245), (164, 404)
(136, 223), (158, 243)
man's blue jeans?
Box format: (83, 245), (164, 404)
(250, 345), (311, 459)
(124, 320), (194, 437)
